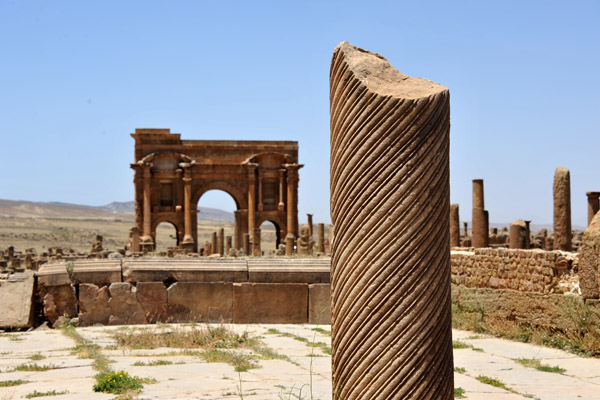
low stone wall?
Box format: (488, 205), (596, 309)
(27, 248), (587, 328)
(36, 258), (332, 327)
(450, 248), (576, 294)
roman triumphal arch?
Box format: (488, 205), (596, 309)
(130, 128), (302, 252)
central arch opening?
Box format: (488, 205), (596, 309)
(155, 222), (178, 251)
(197, 190), (237, 254)
(259, 220), (280, 255)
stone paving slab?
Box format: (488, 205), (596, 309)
(0, 326), (599, 399)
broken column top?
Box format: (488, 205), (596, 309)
(333, 41), (447, 99)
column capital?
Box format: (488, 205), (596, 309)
(587, 191), (600, 199)
(284, 163), (303, 183)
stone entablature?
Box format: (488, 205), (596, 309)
(130, 129), (302, 252)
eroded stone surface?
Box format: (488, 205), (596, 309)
(553, 167), (572, 251)
(579, 212), (600, 298)
(0, 271), (35, 328)
(43, 284), (78, 325)
(233, 283), (308, 323)
(167, 282), (233, 322)
(136, 281), (168, 323)
(107, 282), (147, 325)
(78, 283), (111, 326)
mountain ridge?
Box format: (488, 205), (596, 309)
(0, 199), (233, 222)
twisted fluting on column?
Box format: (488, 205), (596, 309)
(330, 41), (454, 399)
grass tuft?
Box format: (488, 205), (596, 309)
(25, 390), (68, 398)
(516, 358), (566, 374)
(454, 387), (466, 398)
(0, 379), (29, 387)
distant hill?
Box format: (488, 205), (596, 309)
(0, 199), (234, 222)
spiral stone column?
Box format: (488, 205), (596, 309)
(330, 41), (453, 400)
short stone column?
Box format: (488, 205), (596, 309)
(524, 220), (531, 249)
(450, 204), (460, 247)
(587, 192), (600, 227)
(252, 228), (261, 257)
(225, 236), (232, 255)
(211, 232), (218, 255)
(242, 233), (250, 256)
(330, 42), (453, 399)
(130, 227), (140, 253)
(218, 228), (225, 256)
(463, 222), (468, 239)
(317, 223), (325, 253)
(553, 167), (572, 251)
(285, 233), (294, 255)
(472, 179), (489, 248)
(307, 213), (314, 238)
(509, 219), (527, 249)
(203, 241), (211, 256)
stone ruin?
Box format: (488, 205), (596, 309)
(129, 129), (303, 254)
(450, 166), (591, 253)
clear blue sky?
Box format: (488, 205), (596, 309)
(1, 0), (598, 228)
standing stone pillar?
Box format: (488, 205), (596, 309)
(130, 227), (140, 253)
(307, 213), (314, 238)
(218, 228), (225, 256)
(586, 192), (600, 227)
(472, 179), (489, 248)
(463, 222), (468, 239)
(225, 236), (232, 255)
(242, 233), (250, 256)
(509, 219), (527, 249)
(252, 228), (261, 257)
(204, 241), (211, 256)
(317, 223), (325, 253)
(181, 165), (194, 250)
(524, 220), (531, 249)
(233, 210), (242, 250)
(211, 232), (218, 255)
(285, 233), (294, 255)
(553, 167), (572, 251)
(330, 42), (453, 399)
(450, 204), (460, 247)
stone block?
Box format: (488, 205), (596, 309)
(308, 284), (331, 324)
(107, 282), (147, 325)
(36, 263), (71, 287)
(42, 285), (77, 325)
(136, 282), (168, 323)
(167, 282), (233, 323)
(71, 260), (122, 286)
(248, 258), (330, 283)
(123, 259), (248, 283)
(0, 271), (35, 328)
(233, 283), (308, 323)
(78, 284), (111, 326)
